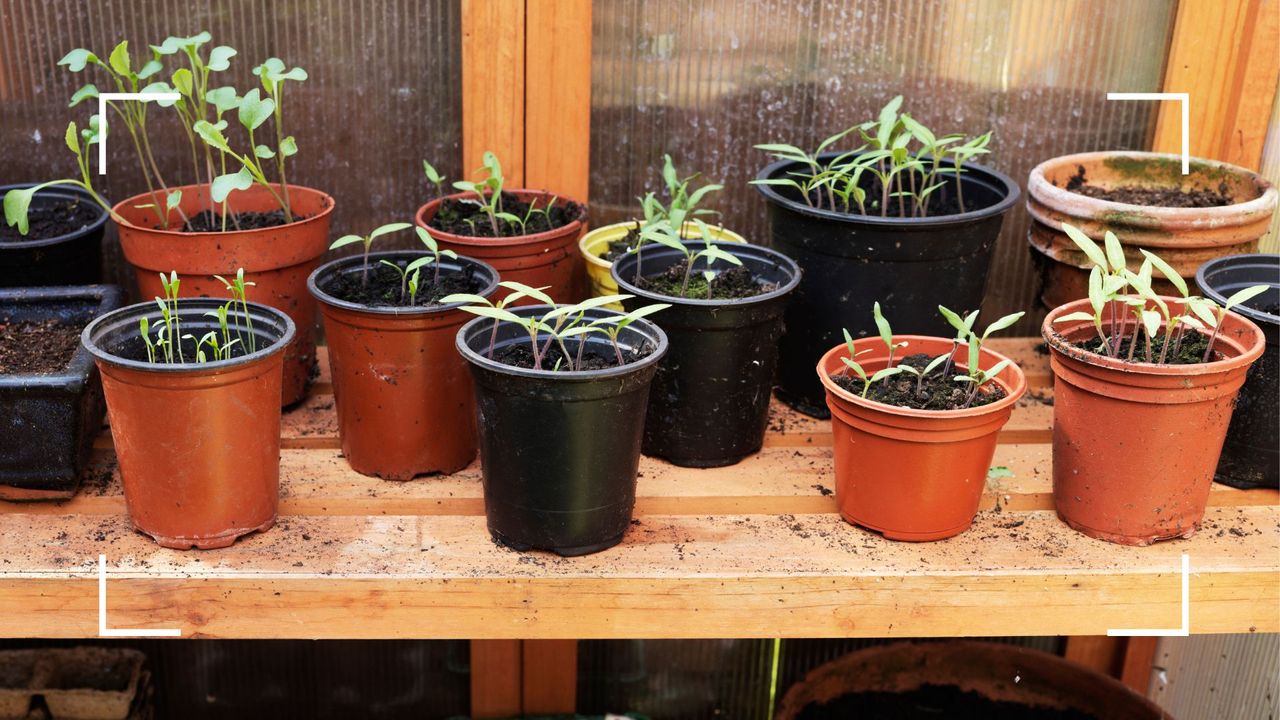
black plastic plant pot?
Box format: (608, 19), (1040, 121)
(611, 240), (801, 467)
(1196, 253), (1280, 489)
(754, 153), (1019, 417)
(456, 304), (668, 556)
(0, 285), (122, 500)
(0, 184), (109, 287)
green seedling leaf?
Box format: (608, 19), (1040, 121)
(171, 67), (194, 96)
(497, 281), (554, 306)
(459, 305), (525, 324)
(872, 302), (893, 348)
(369, 222), (412, 239)
(210, 167), (253, 203)
(193, 120), (231, 153)
(1054, 311), (1098, 323)
(1103, 231), (1126, 273)
(3, 186), (38, 235)
(1062, 223), (1109, 271)
(58, 48), (98, 72)
(1139, 248), (1187, 297)
(987, 466), (1014, 480)
(279, 136), (298, 157)
(237, 89), (274, 132)
(63, 121), (80, 155)
(69, 84), (99, 107)
(982, 311), (1024, 340)
(1225, 284), (1269, 310)
(208, 46), (236, 72)
(107, 41), (131, 76)
(254, 144), (276, 159)
(206, 86), (240, 114)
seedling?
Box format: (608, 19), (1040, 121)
(4, 117), (119, 234)
(837, 329), (904, 398)
(140, 268), (256, 366)
(1052, 222), (1267, 364)
(937, 305), (979, 379)
(447, 290), (667, 371)
(750, 96), (992, 218)
(404, 226), (459, 288)
(328, 222), (413, 286)
(871, 302), (909, 369)
(634, 219), (744, 298)
(422, 160), (446, 199)
(450, 151), (506, 236)
(8, 33), (308, 235)
(897, 354), (949, 397)
(954, 335), (1014, 408)
(440, 281), (555, 360)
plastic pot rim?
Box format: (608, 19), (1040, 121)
(82, 298), (296, 374)
(0, 183), (110, 250)
(610, 240), (801, 308)
(753, 152), (1020, 227)
(1041, 296), (1266, 377)
(1195, 253), (1280, 327)
(308, 250), (501, 317)
(456, 303), (668, 381)
(415, 189), (588, 250)
(0, 284), (122, 387)
(817, 334), (1027, 419)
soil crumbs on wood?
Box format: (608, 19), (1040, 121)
(429, 192), (584, 237)
(832, 353), (1006, 410)
(1064, 165), (1232, 207)
(636, 261), (776, 300)
(0, 319), (84, 373)
(797, 684), (1098, 720)
(176, 209), (295, 232)
(0, 197), (100, 242)
(319, 260), (487, 308)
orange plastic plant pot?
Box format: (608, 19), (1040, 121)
(83, 299), (295, 550)
(309, 251), (500, 480)
(1043, 297), (1265, 545)
(113, 183), (334, 407)
(415, 190), (587, 304)
(817, 336), (1026, 541)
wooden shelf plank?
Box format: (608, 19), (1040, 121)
(1, 339), (1275, 640)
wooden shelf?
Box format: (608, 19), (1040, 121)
(0, 339), (1275, 639)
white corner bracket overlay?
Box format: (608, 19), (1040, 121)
(98, 554), (181, 638)
(1107, 553), (1190, 637)
(96, 91), (180, 172)
(1105, 91), (1190, 175)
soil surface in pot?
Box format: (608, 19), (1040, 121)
(831, 352), (1006, 410)
(493, 342), (650, 371)
(429, 192), (583, 238)
(107, 328), (260, 364)
(1062, 166), (1232, 208)
(635, 261), (776, 300)
(602, 223), (644, 262)
(0, 319), (84, 373)
(0, 197), (99, 242)
(796, 684), (1097, 720)
(318, 259), (487, 308)
(1071, 331), (1214, 365)
(176, 209), (298, 232)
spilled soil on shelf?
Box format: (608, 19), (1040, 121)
(0, 197), (100, 242)
(1063, 165), (1232, 207)
(635, 260), (775, 300)
(797, 684), (1098, 720)
(429, 192), (584, 238)
(831, 352), (1006, 410)
(319, 259), (487, 308)
(0, 319), (84, 373)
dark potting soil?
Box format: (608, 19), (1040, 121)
(429, 192), (584, 238)
(602, 223), (643, 262)
(176, 209), (296, 232)
(493, 341), (651, 372)
(109, 325), (257, 364)
(1072, 330), (1215, 365)
(792, 172), (978, 218)
(796, 684), (1098, 720)
(832, 352), (1006, 410)
(0, 197), (99, 242)
(1063, 165), (1232, 208)
(0, 319), (84, 374)
(319, 259), (488, 308)
(635, 260), (775, 300)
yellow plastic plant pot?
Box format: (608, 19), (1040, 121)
(579, 220), (747, 308)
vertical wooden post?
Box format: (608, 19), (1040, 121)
(1153, 0), (1280, 170)
(521, 639), (579, 714)
(1064, 636), (1124, 677)
(462, 0), (526, 184)
(1119, 637), (1160, 694)
(462, 1), (590, 714)
(524, 0), (594, 201)
(470, 640), (523, 718)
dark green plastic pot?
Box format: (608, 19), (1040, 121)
(611, 240), (800, 467)
(456, 305), (667, 556)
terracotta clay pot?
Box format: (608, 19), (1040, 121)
(776, 641), (1169, 720)
(113, 183), (335, 406)
(308, 251), (500, 480)
(817, 336), (1026, 541)
(1027, 151), (1277, 308)
(415, 190), (587, 304)
(82, 299), (295, 549)
(1043, 297), (1265, 545)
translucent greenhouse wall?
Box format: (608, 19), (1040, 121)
(0, 0), (463, 241)
(589, 0), (1178, 323)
